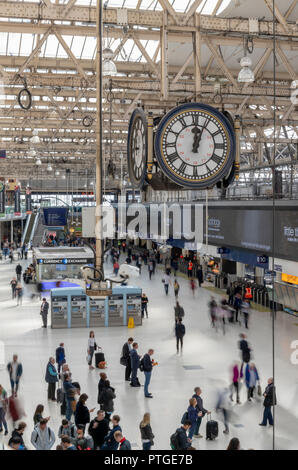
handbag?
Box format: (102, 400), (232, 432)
(257, 383), (262, 397)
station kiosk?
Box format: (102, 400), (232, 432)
(127, 293), (142, 326)
(71, 294), (87, 328)
(51, 293), (68, 328)
(89, 297), (106, 327)
(50, 286), (142, 329)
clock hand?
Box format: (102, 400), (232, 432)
(192, 117), (211, 153)
(192, 127), (201, 153)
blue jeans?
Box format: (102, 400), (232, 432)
(144, 371), (152, 396)
(10, 379), (19, 394)
(0, 408), (8, 432)
(143, 442), (152, 450)
(262, 407), (274, 426)
(66, 398), (74, 421)
(189, 422), (197, 440)
(194, 417), (202, 435)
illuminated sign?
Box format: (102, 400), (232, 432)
(282, 273), (298, 285)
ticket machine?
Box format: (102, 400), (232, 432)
(108, 294), (124, 326)
(51, 294), (68, 329)
(71, 294), (87, 328)
(89, 297), (106, 327)
(127, 293), (142, 326)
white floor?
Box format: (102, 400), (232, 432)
(0, 253), (298, 451)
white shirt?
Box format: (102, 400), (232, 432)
(11, 362), (18, 381)
(88, 338), (96, 349)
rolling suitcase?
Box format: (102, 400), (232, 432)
(206, 414), (218, 440)
(95, 348), (105, 368)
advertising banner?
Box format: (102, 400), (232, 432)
(14, 185), (21, 216)
(25, 187), (32, 214)
(0, 178), (5, 217)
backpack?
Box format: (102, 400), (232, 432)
(170, 431), (181, 450)
(76, 438), (91, 451)
(181, 411), (188, 425)
(139, 357), (144, 372)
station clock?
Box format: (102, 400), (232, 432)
(127, 108), (148, 189)
(154, 103), (236, 189)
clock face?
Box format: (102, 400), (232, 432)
(154, 103), (235, 189)
(127, 108), (148, 189)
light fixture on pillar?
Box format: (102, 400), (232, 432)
(238, 36), (255, 84)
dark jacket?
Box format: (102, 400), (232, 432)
(98, 386), (116, 413)
(97, 379), (107, 405)
(175, 323), (186, 338)
(187, 406), (198, 424)
(263, 383), (277, 408)
(7, 362), (23, 380)
(88, 418), (109, 448)
(192, 394), (207, 416)
(197, 268), (203, 283)
(175, 427), (189, 450)
(140, 423), (154, 443)
(56, 347), (65, 365)
(75, 401), (90, 426)
(103, 424), (122, 450)
(121, 342), (130, 367)
(174, 305), (185, 319)
(45, 362), (58, 384)
(239, 339), (250, 363)
(143, 353), (153, 373)
(64, 380), (77, 399)
(8, 429), (26, 449)
(16, 265), (22, 274)
(130, 348), (140, 370)
(41, 301), (49, 315)
(119, 438), (132, 450)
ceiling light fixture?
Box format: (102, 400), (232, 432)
(238, 56), (254, 83)
(103, 47), (117, 77)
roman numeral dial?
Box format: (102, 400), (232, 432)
(155, 103), (235, 189)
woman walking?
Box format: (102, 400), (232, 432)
(16, 282), (23, 306)
(87, 331), (97, 370)
(0, 384), (8, 436)
(173, 279), (180, 298)
(140, 413), (155, 451)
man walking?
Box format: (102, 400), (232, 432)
(56, 343), (66, 374)
(142, 349), (155, 398)
(40, 297), (49, 328)
(130, 342), (141, 387)
(7, 355), (23, 397)
(120, 337), (133, 382)
(259, 378), (276, 427)
(141, 294), (149, 319)
(175, 318), (185, 354)
(15, 263), (22, 281)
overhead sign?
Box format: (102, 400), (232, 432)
(217, 247), (230, 255)
(281, 273), (298, 285)
(37, 258), (92, 265)
(257, 255), (269, 264)
(43, 207), (69, 227)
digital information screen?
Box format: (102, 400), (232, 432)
(204, 207), (298, 262)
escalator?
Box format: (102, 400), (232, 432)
(22, 213), (37, 245)
(31, 212), (46, 247)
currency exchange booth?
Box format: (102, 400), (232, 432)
(33, 246), (94, 291)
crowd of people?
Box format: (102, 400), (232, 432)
(0, 242), (278, 452)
